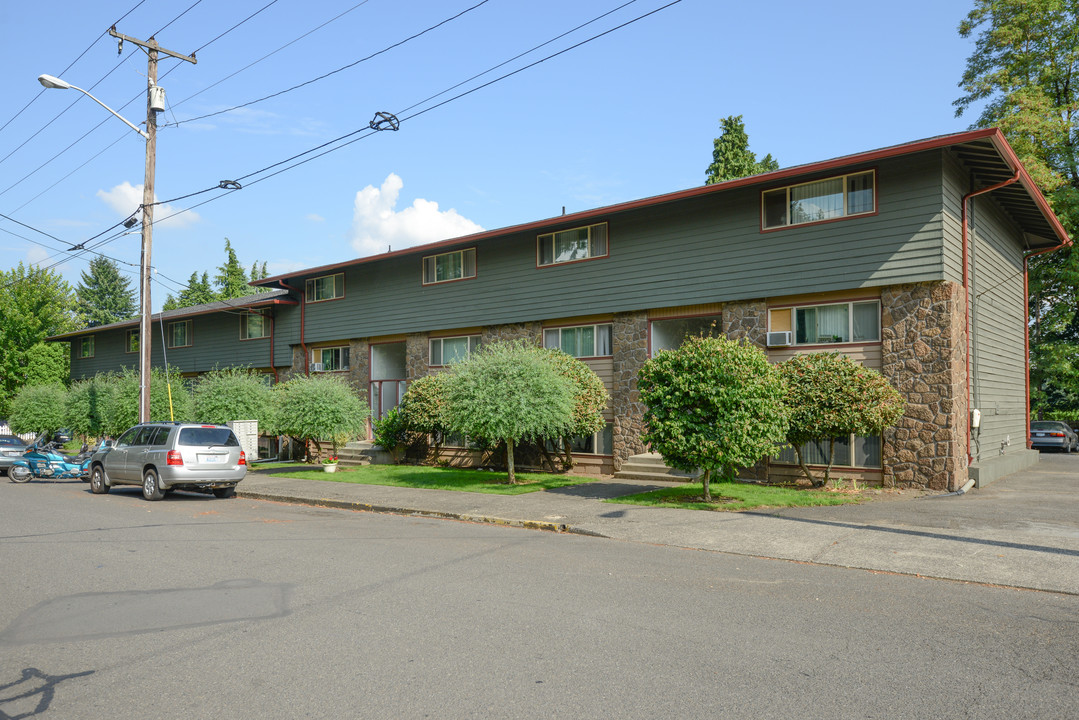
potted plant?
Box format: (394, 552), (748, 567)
(322, 455), (339, 473)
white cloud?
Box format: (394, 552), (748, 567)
(350, 174), (483, 257)
(26, 245), (49, 266)
(96, 181), (200, 229)
(306, 213), (325, 223)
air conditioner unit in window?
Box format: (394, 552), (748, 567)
(310, 362), (324, 372)
(766, 331), (793, 347)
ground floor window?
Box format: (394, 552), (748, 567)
(312, 346), (349, 372)
(650, 315), (722, 356)
(547, 422), (614, 455)
(773, 434), (881, 468)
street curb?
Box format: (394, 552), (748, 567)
(236, 489), (595, 535)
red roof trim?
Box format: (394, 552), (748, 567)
(253, 128), (1069, 285)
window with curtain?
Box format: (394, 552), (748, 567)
(762, 170), (875, 229)
(430, 335), (480, 366)
(167, 321), (191, 348)
(790, 301), (879, 345)
(543, 324), (613, 358)
(312, 346), (349, 372)
(774, 434), (881, 468)
(537, 223), (608, 266)
(423, 248), (476, 284)
(305, 273), (344, 302)
(240, 313), (270, 340)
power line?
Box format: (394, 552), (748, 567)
(167, 0), (375, 113)
(153, 0), (204, 38)
(192, 0), (281, 54)
(0, 0), (149, 136)
(170, 0), (492, 126)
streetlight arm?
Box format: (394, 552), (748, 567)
(37, 74), (149, 139)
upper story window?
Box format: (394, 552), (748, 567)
(78, 336), (94, 359)
(762, 170), (875, 229)
(312, 346), (349, 372)
(305, 273), (344, 303)
(538, 223), (608, 266)
(543, 323), (613, 358)
(240, 312), (270, 340)
(126, 329), (139, 354)
(430, 335), (480, 366)
(167, 320), (191, 349)
(423, 248), (476, 285)
(768, 300), (880, 346)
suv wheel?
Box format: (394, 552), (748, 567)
(90, 465), (110, 494)
(142, 468), (165, 501)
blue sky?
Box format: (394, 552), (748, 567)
(1, 0), (982, 309)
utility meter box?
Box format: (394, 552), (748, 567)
(149, 85), (166, 113)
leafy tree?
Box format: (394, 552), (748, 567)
(442, 340), (575, 483)
(637, 335), (788, 502)
(64, 376), (113, 440)
(270, 374), (368, 460)
(215, 239), (251, 300)
(23, 342), (70, 389)
(0, 263), (78, 417)
(75, 256), (136, 327)
(955, 0), (1079, 418)
(541, 348), (610, 468)
(98, 367), (194, 436)
(779, 352), (905, 488)
(371, 406), (411, 463)
(397, 372), (451, 457)
(163, 271), (215, 310)
(8, 384), (67, 438)
(705, 115), (779, 185)
(192, 366), (275, 426)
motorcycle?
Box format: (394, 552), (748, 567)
(8, 439), (94, 484)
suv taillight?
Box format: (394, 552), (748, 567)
(238, 451), (246, 466)
(166, 450), (184, 466)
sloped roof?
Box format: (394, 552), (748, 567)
(48, 288), (293, 340)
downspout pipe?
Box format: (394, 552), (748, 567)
(962, 171), (1020, 474)
(277, 280), (308, 375)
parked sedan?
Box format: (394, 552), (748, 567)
(1030, 421), (1079, 453)
(0, 434), (28, 477)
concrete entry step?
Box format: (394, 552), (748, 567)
(338, 440), (394, 467)
(614, 452), (699, 482)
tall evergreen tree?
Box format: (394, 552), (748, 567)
(215, 238), (251, 300)
(955, 0), (1079, 418)
(162, 271), (216, 311)
(705, 115), (779, 185)
(75, 256), (136, 327)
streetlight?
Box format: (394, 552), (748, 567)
(38, 72), (161, 423)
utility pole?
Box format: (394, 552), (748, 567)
(107, 27), (196, 423)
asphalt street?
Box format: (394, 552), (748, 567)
(2, 465), (1078, 719)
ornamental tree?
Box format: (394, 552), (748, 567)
(270, 374), (368, 460)
(442, 340), (575, 483)
(779, 352), (906, 487)
(397, 372), (451, 455)
(8, 384), (67, 438)
(64, 376), (114, 440)
(541, 348), (610, 468)
(97, 367), (195, 436)
(638, 335), (788, 502)
(192, 366), (275, 427)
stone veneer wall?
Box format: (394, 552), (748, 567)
(880, 281), (968, 491)
(405, 333), (429, 381)
(611, 311), (649, 469)
(723, 299), (769, 481)
(348, 340), (370, 397)
(723, 299), (768, 347)
(480, 322), (542, 346)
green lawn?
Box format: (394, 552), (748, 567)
(252, 462), (596, 495)
(609, 481), (866, 511)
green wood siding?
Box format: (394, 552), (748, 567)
(969, 195), (1028, 464)
(284, 152), (949, 341)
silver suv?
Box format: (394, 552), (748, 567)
(89, 422), (247, 500)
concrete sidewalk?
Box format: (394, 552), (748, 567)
(238, 454), (1079, 595)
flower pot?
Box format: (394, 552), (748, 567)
(323, 464), (338, 473)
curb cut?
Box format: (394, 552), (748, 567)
(236, 489), (596, 536)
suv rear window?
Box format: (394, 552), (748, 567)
(177, 427), (239, 447)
